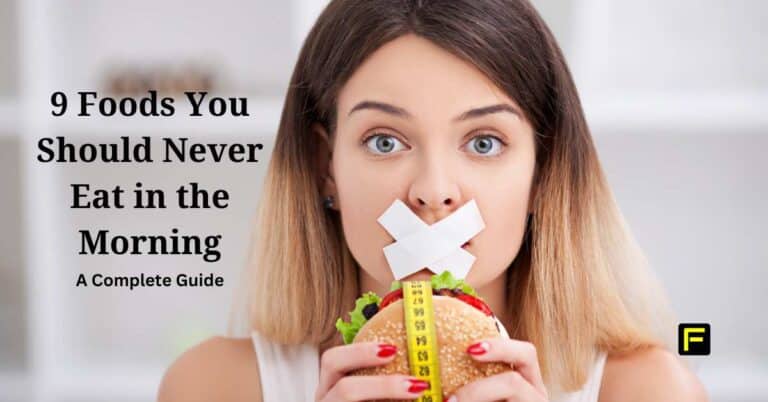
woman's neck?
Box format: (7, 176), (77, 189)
(474, 271), (511, 325)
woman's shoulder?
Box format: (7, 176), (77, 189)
(158, 336), (263, 402)
(599, 346), (709, 402)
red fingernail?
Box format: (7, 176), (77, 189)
(377, 343), (397, 358)
(407, 379), (429, 393)
(467, 341), (488, 355)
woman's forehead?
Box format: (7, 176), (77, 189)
(336, 34), (520, 123)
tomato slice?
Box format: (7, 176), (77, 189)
(379, 287), (492, 317)
(456, 294), (493, 316)
(379, 288), (403, 309)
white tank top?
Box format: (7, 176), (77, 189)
(251, 317), (607, 401)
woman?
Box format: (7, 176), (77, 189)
(159, 0), (709, 401)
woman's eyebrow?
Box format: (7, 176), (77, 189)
(347, 100), (520, 121)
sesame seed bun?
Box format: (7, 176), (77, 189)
(351, 296), (511, 399)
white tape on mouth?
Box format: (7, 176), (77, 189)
(377, 199), (485, 280)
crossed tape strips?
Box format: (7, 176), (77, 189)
(377, 199), (485, 280)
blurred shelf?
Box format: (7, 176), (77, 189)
(48, 95), (283, 137)
(583, 91), (768, 134)
(0, 98), (19, 135)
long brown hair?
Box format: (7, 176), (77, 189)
(232, 0), (674, 393)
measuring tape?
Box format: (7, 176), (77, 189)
(403, 281), (443, 402)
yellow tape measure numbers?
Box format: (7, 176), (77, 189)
(403, 281), (443, 402)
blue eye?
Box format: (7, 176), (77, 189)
(364, 134), (407, 155)
(465, 135), (503, 156)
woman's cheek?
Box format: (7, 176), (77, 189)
(336, 165), (403, 281)
(341, 209), (399, 283)
(471, 182), (532, 282)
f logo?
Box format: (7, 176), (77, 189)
(678, 323), (710, 356)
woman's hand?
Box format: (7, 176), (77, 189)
(447, 338), (549, 402)
(315, 341), (430, 401)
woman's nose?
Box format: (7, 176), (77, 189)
(406, 162), (462, 221)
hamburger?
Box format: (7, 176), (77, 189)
(335, 271), (511, 399)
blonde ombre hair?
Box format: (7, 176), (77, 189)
(230, 0), (675, 393)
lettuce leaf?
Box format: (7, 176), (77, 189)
(335, 291), (381, 344)
(430, 270), (477, 296)
(390, 271), (477, 295)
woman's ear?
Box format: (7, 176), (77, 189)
(312, 122), (338, 209)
